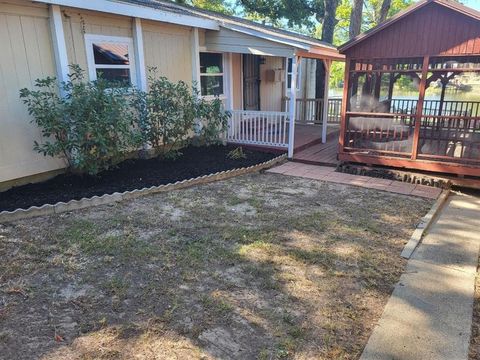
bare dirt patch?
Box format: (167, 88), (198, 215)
(0, 172), (433, 359)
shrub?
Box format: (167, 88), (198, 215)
(132, 70), (198, 158)
(20, 65), (141, 175)
(133, 69), (230, 157)
(197, 96), (230, 146)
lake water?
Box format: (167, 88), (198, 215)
(329, 86), (480, 102)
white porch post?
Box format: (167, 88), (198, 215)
(288, 55), (299, 158)
(49, 5), (69, 93)
(133, 18), (147, 91)
(322, 59), (331, 143)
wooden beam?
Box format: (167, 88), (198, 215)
(191, 28), (201, 95)
(133, 18), (147, 91)
(338, 152), (480, 177)
(339, 59), (351, 153)
(411, 56), (430, 160)
(295, 50), (345, 62)
(49, 5), (69, 93)
(322, 59), (331, 143)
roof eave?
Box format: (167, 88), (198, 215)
(34, 0), (220, 30)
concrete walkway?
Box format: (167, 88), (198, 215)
(361, 193), (480, 360)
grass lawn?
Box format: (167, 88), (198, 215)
(0, 172), (433, 359)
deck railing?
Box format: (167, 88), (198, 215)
(284, 98), (342, 125)
(227, 110), (289, 148)
(343, 112), (480, 165)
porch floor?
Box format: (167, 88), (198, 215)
(293, 128), (339, 166)
(293, 124), (339, 152)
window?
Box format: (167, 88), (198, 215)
(200, 52), (224, 97)
(287, 58), (301, 90)
(85, 35), (136, 86)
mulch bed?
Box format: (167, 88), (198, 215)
(0, 145), (279, 212)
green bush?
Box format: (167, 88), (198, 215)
(197, 95), (230, 146)
(132, 70), (198, 158)
(20, 66), (230, 174)
(133, 69), (230, 158)
(20, 65), (141, 175)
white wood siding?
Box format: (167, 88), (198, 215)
(0, 1), (64, 183)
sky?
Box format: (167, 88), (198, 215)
(462, 0), (480, 10)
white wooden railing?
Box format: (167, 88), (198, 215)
(227, 110), (289, 148)
(284, 97), (342, 124)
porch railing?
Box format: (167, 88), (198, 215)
(284, 98), (342, 125)
(227, 110), (289, 148)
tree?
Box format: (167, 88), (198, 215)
(322, 0), (340, 43)
(239, 0), (340, 43)
(174, 0), (233, 15)
(349, 0), (363, 38)
(378, 0), (392, 23)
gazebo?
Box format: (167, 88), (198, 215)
(338, 0), (480, 177)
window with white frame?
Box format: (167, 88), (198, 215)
(287, 58), (301, 91)
(85, 34), (136, 86)
(200, 52), (224, 97)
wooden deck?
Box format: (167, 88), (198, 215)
(293, 130), (339, 166)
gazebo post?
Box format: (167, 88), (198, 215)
(411, 56), (430, 160)
(322, 59), (331, 143)
(288, 55), (300, 158)
(339, 59), (351, 154)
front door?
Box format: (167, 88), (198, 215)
(243, 54), (260, 110)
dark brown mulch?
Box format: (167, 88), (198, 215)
(0, 145), (280, 212)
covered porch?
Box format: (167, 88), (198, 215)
(197, 20), (344, 158)
(223, 51), (344, 158)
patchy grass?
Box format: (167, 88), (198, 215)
(0, 172), (433, 359)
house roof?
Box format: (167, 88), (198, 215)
(35, 0), (343, 60)
(339, 0), (480, 53)
(123, 0), (336, 50)
(122, 0), (344, 60)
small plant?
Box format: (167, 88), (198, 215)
(20, 65), (141, 175)
(227, 146), (247, 160)
(196, 95), (230, 145)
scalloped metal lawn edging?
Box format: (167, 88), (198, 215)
(0, 154), (287, 223)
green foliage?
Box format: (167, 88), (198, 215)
(133, 70), (199, 158)
(196, 96), (230, 146)
(133, 69), (230, 158)
(21, 66), (229, 174)
(174, 0), (234, 14)
(20, 65), (141, 175)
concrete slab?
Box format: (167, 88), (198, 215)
(361, 260), (476, 360)
(361, 193), (480, 360)
(413, 195), (480, 275)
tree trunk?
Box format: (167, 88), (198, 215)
(349, 0), (363, 38)
(321, 0), (339, 44)
(378, 0), (392, 24)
